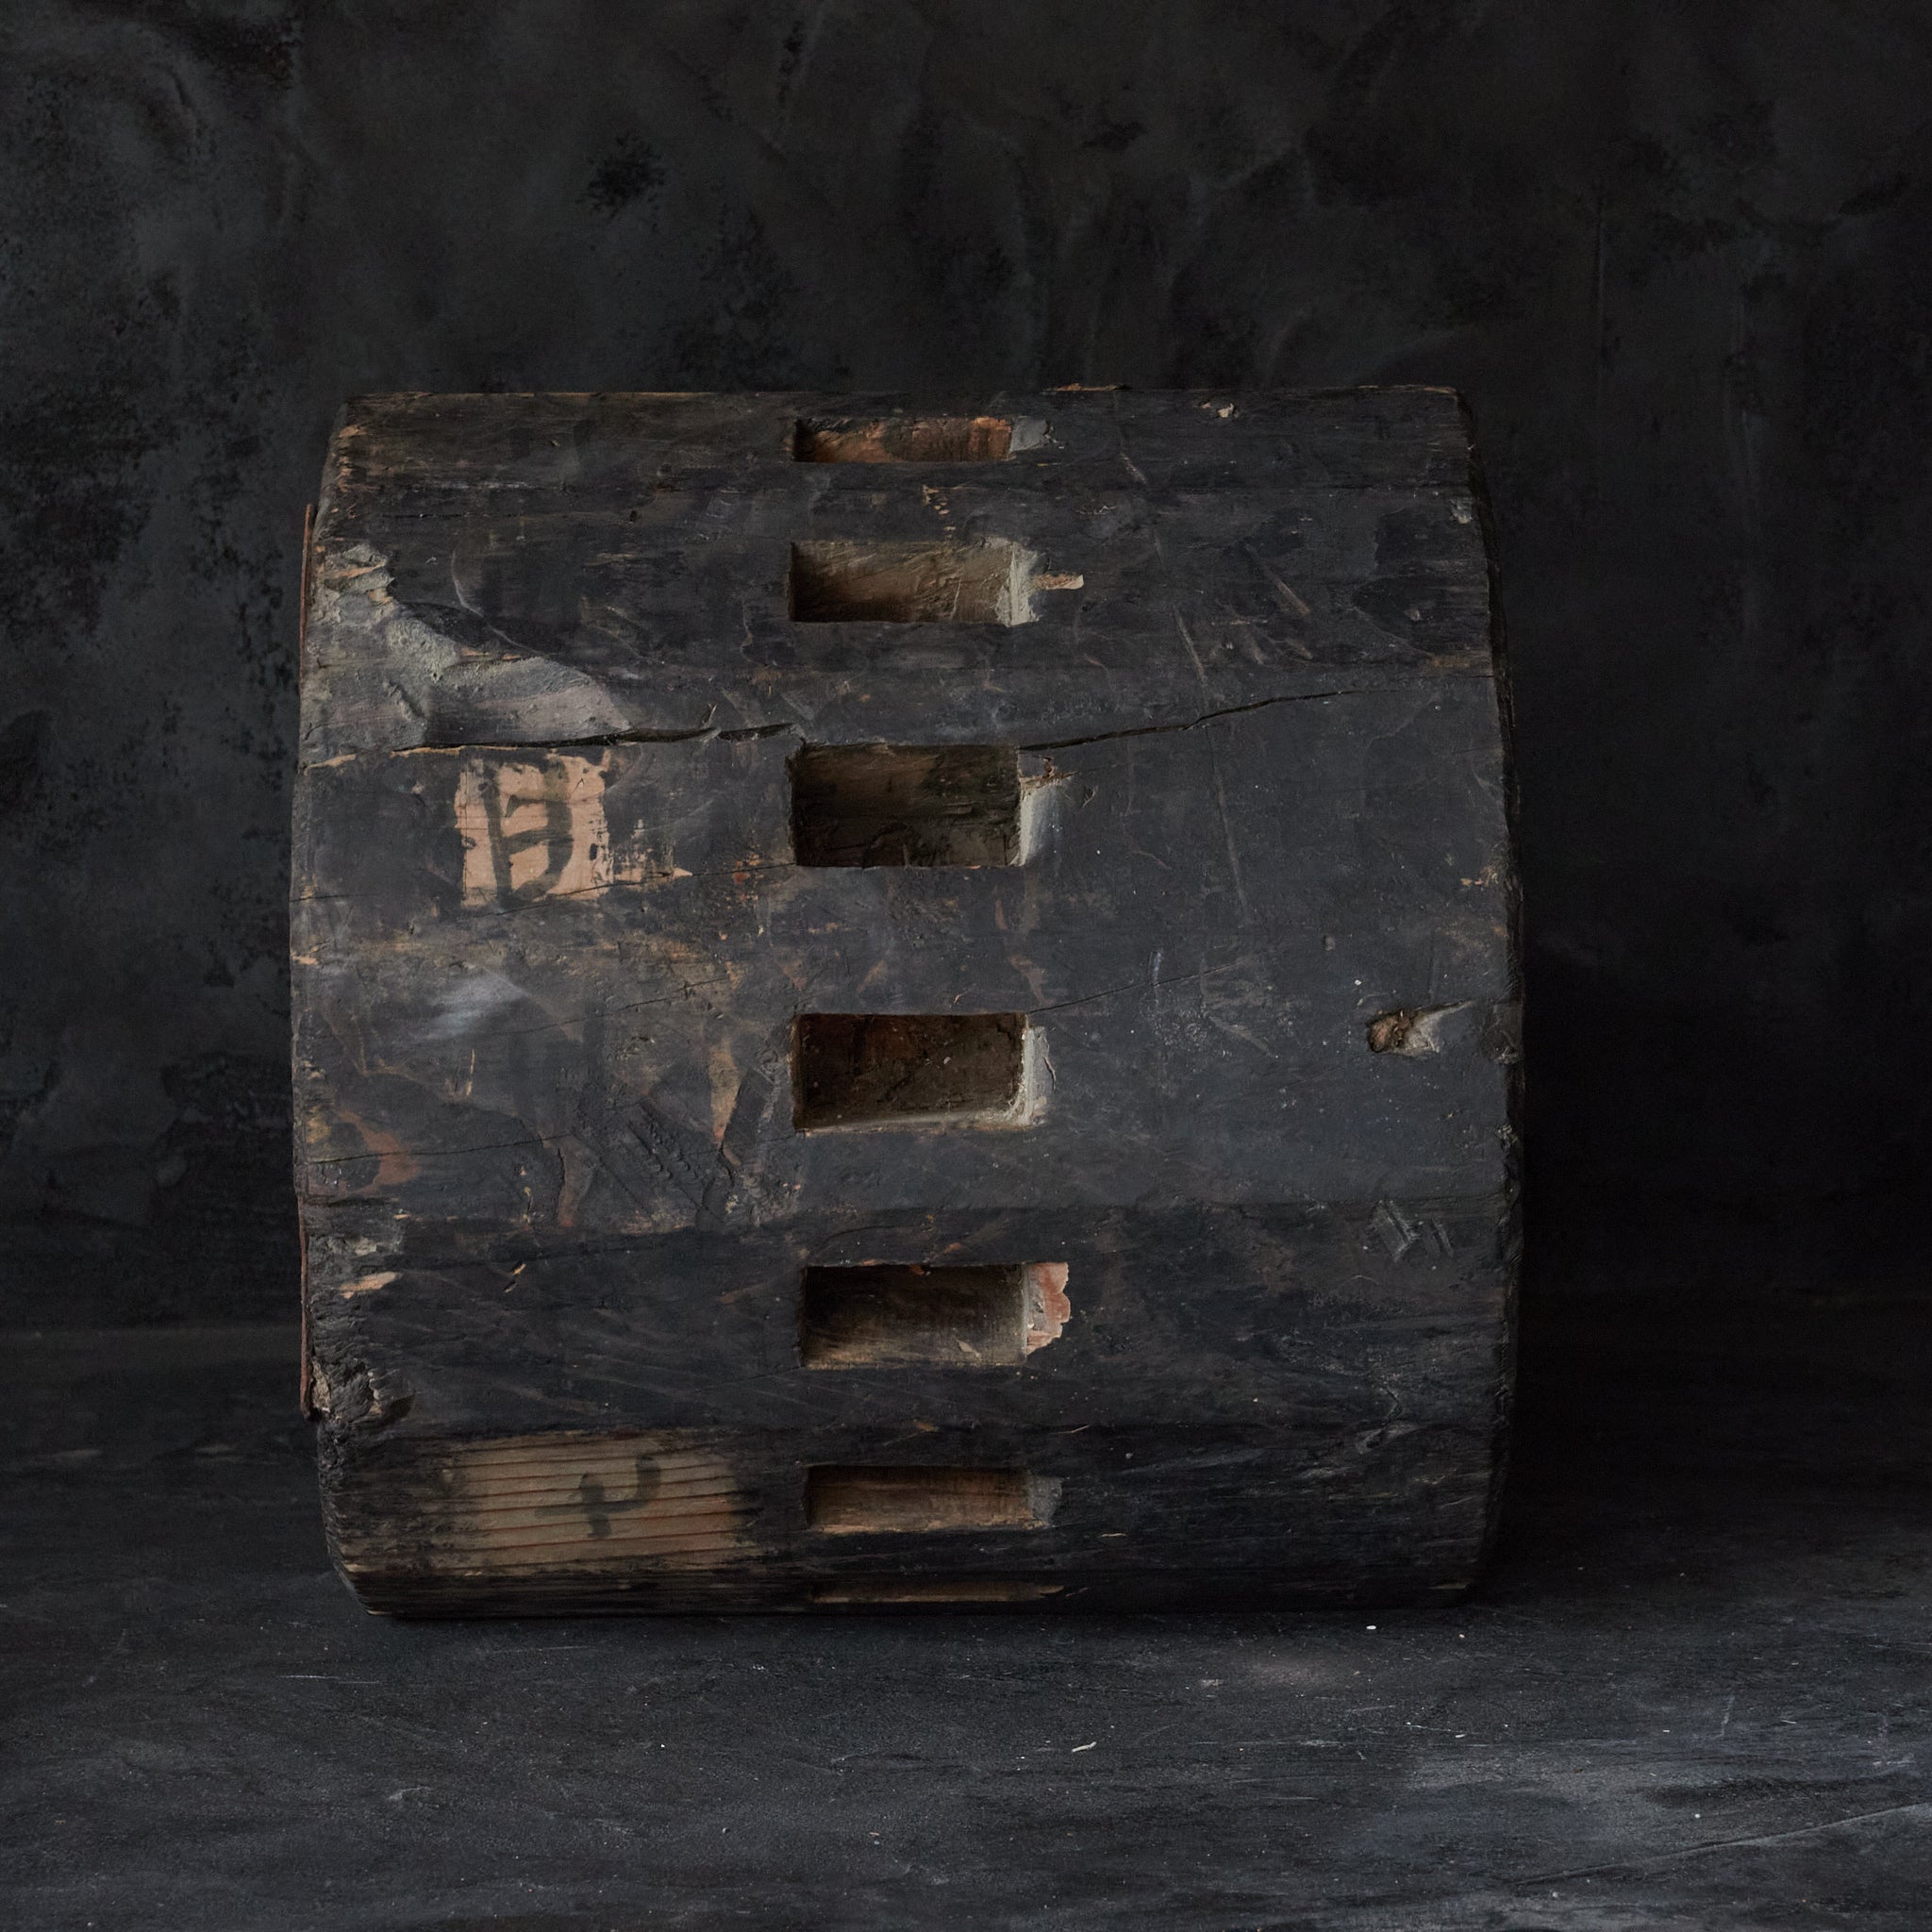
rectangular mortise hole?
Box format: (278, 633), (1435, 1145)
(792, 1012), (1029, 1129)
(801, 1264), (1023, 1367)
(791, 743), (1022, 867)
(800, 1262), (1070, 1367)
(791, 415), (1044, 462)
(805, 1467), (1058, 1534)
(788, 539), (1037, 625)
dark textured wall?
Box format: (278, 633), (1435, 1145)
(3, 1), (1927, 1323)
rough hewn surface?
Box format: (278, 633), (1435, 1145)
(5, 1291), (1928, 1927)
(4, 3), (1930, 1323)
(293, 389), (1516, 1611)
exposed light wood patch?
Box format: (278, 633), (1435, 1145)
(805, 1466), (1061, 1534)
(791, 415), (1044, 462)
(454, 755), (611, 906)
(1023, 1262), (1072, 1351)
(339, 1434), (752, 1582)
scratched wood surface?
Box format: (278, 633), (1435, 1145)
(295, 388), (1519, 1614)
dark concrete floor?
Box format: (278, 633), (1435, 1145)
(4, 1292), (1928, 1931)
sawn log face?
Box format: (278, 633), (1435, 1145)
(295, 387), (1519, 1614)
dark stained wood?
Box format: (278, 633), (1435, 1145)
(295, 388), (1519, 1614)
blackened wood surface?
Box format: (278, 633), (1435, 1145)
(295, 388), (1518, 1614)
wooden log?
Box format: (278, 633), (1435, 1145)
(295, 388), (1519, 1615)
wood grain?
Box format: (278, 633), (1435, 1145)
(297, 388), (1520, 1615)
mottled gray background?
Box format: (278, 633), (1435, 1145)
(3, 0), (1927, 1323)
